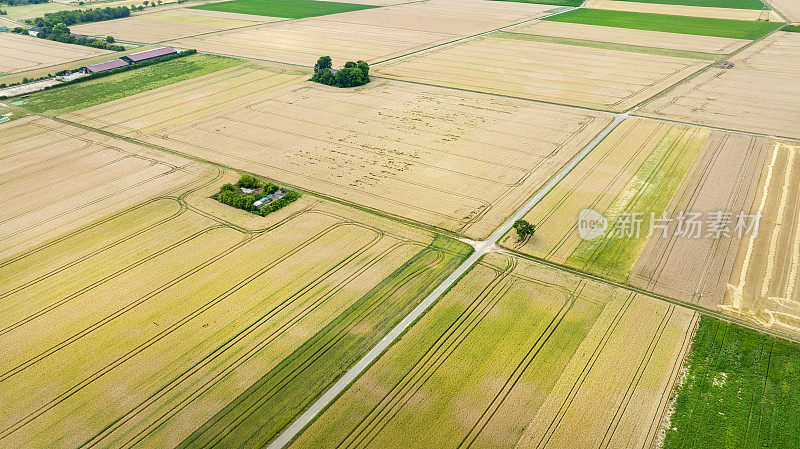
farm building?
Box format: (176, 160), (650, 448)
(85, 59), (129, 73)
(27, 26), (43, 37)
(122, 46), (177, 64)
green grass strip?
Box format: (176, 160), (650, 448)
(544, 8), (785, 39)
(611, 0), (764, 11)
(176, 235), (472, 449)
(664, 316), (800, 449)
(19, 54), (240, 115)
(565, 126), (707, 281)
(783, 24), (800, 32)
(492, 30), (724, 59)
(190, 0), (378, 19)
(489, 0), (583, 7)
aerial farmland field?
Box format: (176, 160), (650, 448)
(65, 70), (612, 239)
(70, 9), (268, 44)
(502, 117), (800, 336)
(375, 33), (709, 112)
(641, 30), (800, 139)
(0, 32), (111, 75)
(1, 0), (798, 445)
(289, 252), (697, 449)
(0, 160), (471, 447)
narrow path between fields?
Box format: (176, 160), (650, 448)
(265, 113), (628, 449)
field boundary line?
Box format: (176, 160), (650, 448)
(497, 247), (800, 346)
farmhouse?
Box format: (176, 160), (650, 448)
(122, 46), (177, 64)
(85, 58), (129, 73)
(28, 26), (43, 37)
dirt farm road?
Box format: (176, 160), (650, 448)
(266, 113), (628, 449)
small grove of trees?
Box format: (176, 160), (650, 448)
(14, 21), (123, 51)
(513, 219), (536, 241)
(311, 56), (370, 88)
(214, 174), (301, 216)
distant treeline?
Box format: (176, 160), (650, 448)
(27, 5), (130, 26)
(0, 0), (48, 6)
(12, 22), (124, 50)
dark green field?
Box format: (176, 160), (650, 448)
(490, 0), (583, 7)
(19, 54), (240, 115)
(664, 317), (800, 449)
(613, 0), (764, 10)
(544, 8), (784, 39)
(783, 24), (800, 32)
(191, 0), (377, 19)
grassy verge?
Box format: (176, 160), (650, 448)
(565, 126), (707, 281)
(18, 53), (240, 115)
(783, 24), (800, 32)
(612, 0), (764, 9)
(544, 8), (785, 39)
(489, 0), (583, 6)
(493, 30), (723, 59)
(176, 235), (472, 448)
(664, 317), (800, 448)
(190, 0), (378, 19)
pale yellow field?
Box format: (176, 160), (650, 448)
(584, 0), (783, 21)
(66, 66), (612, 239)
(640, 31), (800, 139)
(0, 160), (470, 448)
(0, 33), (111, 75)
(375, 33), (708, 112)
(0, 116), (209, 258)
(71, 8), (267, 44)
(508, 20), (749, 54)
(290, 252), (697, 449)
(315, 0), (555, 36)
(769, 0), (800, 20)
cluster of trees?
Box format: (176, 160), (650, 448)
(12, 22), (123, 50)
(513, 219), (536, 241)
(311, 56), (370, 88)
(214, 175), (301, 216)
(1, 0), (48, 6)
(29, 5), (130, 26)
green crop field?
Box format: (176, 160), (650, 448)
(191, 0), (378, 19)
(19, 54), (240, 115)
(613, 0), (764, 10)
(783, 24), (800, 32)
(544, 8), (785, 39)
(664, 317), (800, 448)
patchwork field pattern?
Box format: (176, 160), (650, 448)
(641, 31), (800, 139)
(583, 0), (782, 21)
(503, 118), (800, 336)
(68, 73), (612, 239)
(0, 116), (208, 258)
(509, 20), (750, 53)
(168, 0), (554, 65)
(289, 252), (697, 449)
(70, 9), (267, 44)
(0, 33), (111, 75)
(0, 166), (471, 447)
(375, 34), (709, 112)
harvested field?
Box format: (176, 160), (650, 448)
(314, 0), (555, 36)
(0, 116), (210, 259)
(289, 252), (697, 449)
(0, 32), (111, 75)
(503, 118), (800, 336)
(70, 9), (265, 44)
(770, 0), (800, 20)
(584, 0), (783, 20)
(613, 0), (764, 9)
(543, 8), (784, 39)
(68, 73), (612, 239)
(169, 0), (554, 65)
(662, 316), (800, 448)
(375, 34), (708, 112)
(509, 20), (750, 54)
(640, 31), (800, 139)
(0, 168), (471, 448)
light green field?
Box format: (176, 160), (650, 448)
(289, 252), (696, 449)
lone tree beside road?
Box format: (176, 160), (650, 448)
(513, 219), (536, 241)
